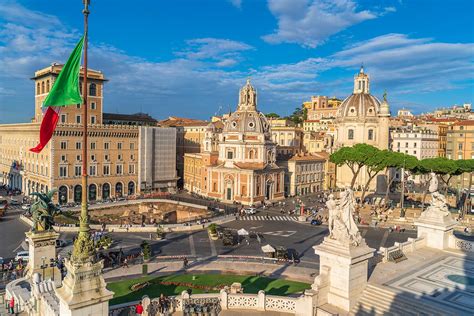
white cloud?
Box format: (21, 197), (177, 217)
(228, 0), (242, 9)
(262, 0), (378, 48)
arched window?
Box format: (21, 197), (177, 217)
(102, 183), (110, 200)
(58, 186), (68, 205)
(348, 129), (354, 140)
(128, 181), (135, 195)
(89, 83), (97, 96)
(46, 80), (50, 92)
(74, 185), (82, 203)
(115, 182), (123, 197)
(41, 81), (45, 94)
(37, 83), (40, 95)
(89, 184), (97, 201)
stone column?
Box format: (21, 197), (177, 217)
(55, 259), (113, 316)
(313, 237), (374, 312)
(25, 230), (61, 285)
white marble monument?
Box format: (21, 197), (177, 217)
(313, 189), (375, 312)
(26, 230), (61, 285)
(415, 172), (457, 250)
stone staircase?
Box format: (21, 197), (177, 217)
(351, 284), (460, 316)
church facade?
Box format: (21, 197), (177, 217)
(335, 67), (391, 189)
(184, 80), (285, 206)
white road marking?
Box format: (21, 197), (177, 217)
(189, 235), (196, 257)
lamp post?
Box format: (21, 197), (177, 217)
(40, 256), (47, 279)
(400, 155), (406, 218)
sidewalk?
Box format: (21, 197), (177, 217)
(104, 258), (316, 284)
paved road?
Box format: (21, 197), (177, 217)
(55, 219), (416, 270)
(0, 208), (30, 260)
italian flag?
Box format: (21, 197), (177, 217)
(30, 36), (85, 153)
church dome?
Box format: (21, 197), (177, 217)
(223, 79), (270, 135)
(336, 93), (382, 118)
(336, 66), (383, 119)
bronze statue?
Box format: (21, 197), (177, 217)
(30, 189), (61, 232)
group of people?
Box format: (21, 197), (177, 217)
(135, 294), (170, 315)
(1, 259), (25, 280)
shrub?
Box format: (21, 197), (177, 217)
(208, 223), (218, 234)
(141, 241), (151, 260)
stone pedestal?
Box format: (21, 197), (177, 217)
(26, 230), (61, 284)
(415, 211), (456, 250)
(313, 237), (375, 312)
(55, 259), (113, 316)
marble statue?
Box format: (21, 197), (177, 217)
(423, 172), (450, 217)
(327, 188), (362, 246)
(30, 189), (61, 232)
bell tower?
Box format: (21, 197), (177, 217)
(238, 78), (257, 111)
(353, 66), (370, 94)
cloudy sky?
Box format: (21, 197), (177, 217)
(0, 0), (473, 123)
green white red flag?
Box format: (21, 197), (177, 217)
(30, 36), (85, 153)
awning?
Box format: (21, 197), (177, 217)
(237, 228), (249, 236)
(261, 244), (275, 253)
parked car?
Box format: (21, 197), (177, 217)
(310, 219), (322, 226)
(15, 251), (29, 262)
(10, 199), (21, 206)
(244, 207), (257, 215)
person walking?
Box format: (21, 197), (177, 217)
(9, 297), (15, 314)
(123, 258), (129, 269)
(183, 257), (188, 269)
(135, 302), (144, 315)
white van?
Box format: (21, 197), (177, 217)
(15, 250), (29, 262)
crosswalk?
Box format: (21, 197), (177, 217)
(239, 215), (299, 221)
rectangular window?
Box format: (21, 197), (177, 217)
(89, 165), (96, 176)
(227, 151), (233, 159)
(61, 155), (66, 161)
(103, 165), (110, 175)
(414, 150), (417, 155)
(118, 154), (122, 160)
(117, 142), (123, 150)
(116, 164), (123, 175)
(59, 166), (67, 177)
(128, 164), (135, 174)
(414, 143), (417, 148)
(458, 143), (463, 150)
(130, 154), (135, 160)
(90, 142), (96, 150)
(104, 142), (110, 150)
(76, 115), (81, 124)
(60, 114), (67, 123)
(76, 142), (82, 150)
(60, 141), (67, 150)
(75, 166), (82, 176)
(368, 129), (374, 141)
(104, 154), (109, 161)
(91, 154), (95, 161)
(130, 143), (135, 150)
(76, 155), (81, 161)
(348, 129), (354, 140)
(90, 102), (96, 110)
(90, 116), (96, 124)
(76, 104), (81, 109)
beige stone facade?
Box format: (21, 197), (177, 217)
(446, 120), (474, 190)
(277, 153), (325, 196)
(303, 96), (342, 120)
(0, 65), (177, 203)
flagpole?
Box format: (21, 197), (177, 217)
(71, 0), (94, 264)
(81, 0), (89, 235)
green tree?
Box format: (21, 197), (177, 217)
(380, 152), (418, 206)
(265, 112), (280, 119)
(330, 144), (379, 189)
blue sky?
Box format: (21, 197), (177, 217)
(0, 0), (473, 123)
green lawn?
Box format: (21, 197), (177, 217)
(108, 273), (311, 305)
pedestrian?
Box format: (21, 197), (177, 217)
(183, 257), (188, 269)
(159, 294), (167, 314)
(9, 296), (15, 314)
(135, 302), (144, 315)
(123, 258), (129, 268)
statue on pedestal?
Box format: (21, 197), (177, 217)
(423, 172), (450, 217)
(29, 189), (61, 232)
(327, 188), (362, 246)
